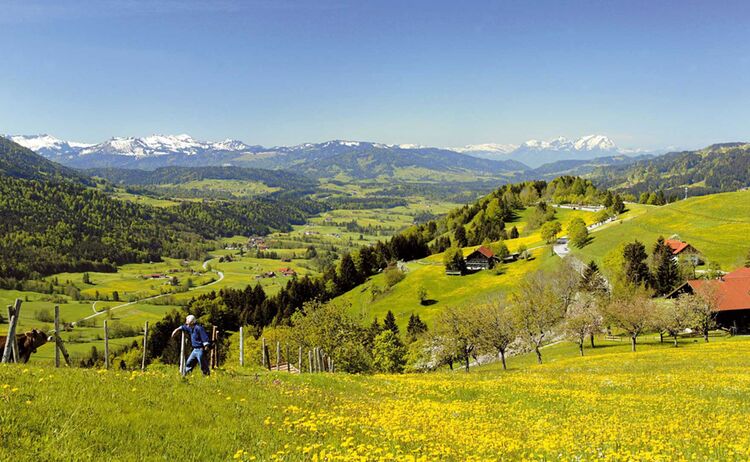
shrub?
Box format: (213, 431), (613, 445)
(34, 308), (55, 323)
(384, 266), (406, 288)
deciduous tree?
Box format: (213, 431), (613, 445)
(475, 298), (516, 370)
(602, 286), (655, 352)
(510, 271), (565, 364)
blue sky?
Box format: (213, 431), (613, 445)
(1, 0), (748, 149)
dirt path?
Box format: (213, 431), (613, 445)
(80, 259), (224, 325)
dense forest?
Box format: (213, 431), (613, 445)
(590, 143), (750, 197)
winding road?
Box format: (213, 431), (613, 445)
(80, 258), (224, 325)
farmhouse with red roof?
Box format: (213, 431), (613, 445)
(667, 267), (750, 331)
(465, 246), (498, 271)
(664, 239), (703, 265)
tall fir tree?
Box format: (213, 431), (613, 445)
(623, 241), (651, 287)
(454, 225), (468, 248)
(580, 261), (608, 294)
(383, 310), (399, 336)
(406, 313), (428, 342)
(651, 237), (681, 295)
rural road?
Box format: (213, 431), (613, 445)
(80, 258), (224, 325)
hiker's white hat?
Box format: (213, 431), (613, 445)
(186, 314), (196, 324)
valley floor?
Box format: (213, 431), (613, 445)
(2, 335), (750, 461)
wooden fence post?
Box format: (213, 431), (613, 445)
(179, 331), (186, 376)
(211, 326), (218, 369)
(298, 346), (302, 373)
(308, 350), (312, 373)
(103, 320), (109, 370)
(4, 305), (12, 362)
(2, 299), (22, 363)
(262, 337), (267, 368)
(54, 305), (60, 368)
(141, 321), (148, 371)
(286, 344), (290, 372)
(239, 327), (244, 367)
(275, 341), (281, 371)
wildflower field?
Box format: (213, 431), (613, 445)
(2, 336), (750, 461)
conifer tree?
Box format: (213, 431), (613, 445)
(383, 310), (399, 336)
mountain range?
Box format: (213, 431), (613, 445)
(7, 133), (663, 182)
(451, 135), (658, 167)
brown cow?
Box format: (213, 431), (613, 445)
(0, 329), (50, 363)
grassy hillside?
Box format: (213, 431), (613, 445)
(3, 335), (750, 461)
(337, 206), (598, 328)
(573, 190), (750, 269)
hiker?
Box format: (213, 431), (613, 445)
(171, 315), (211, 376)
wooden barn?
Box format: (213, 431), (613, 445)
(667, 267), (750, 332)
(465, 246), (498, 271)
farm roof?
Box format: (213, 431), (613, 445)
(664, 239), (692, 255)
(685, 267), (750, 312)
(470, 246), (495, 259)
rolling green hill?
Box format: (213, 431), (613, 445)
(573, 190), (750, 270)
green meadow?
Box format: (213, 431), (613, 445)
(2, 334), (749, 461)
(574, 190), (750, 269)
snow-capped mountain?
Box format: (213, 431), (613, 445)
(8, 134), (92, 159)
(456, 135), (627, 167)
(78, 134), (256, 158)
(7, 134), (265, 169)
(451, 143), (518, 156)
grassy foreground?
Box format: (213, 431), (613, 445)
(2, 337), (750, 461)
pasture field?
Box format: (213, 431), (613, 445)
(161, 179), (281, 198)
(573, 190), (750, 269)
(3, 335), (750, 461)
(337, 206), (599, 328)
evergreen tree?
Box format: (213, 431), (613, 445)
(651, 237), (681, 296)
(364, 317), (384, 350)
(406, 313), (428, 342)
(443, 247), (466, 274)
(454, 225), (468, 248)
(509, 226), (519, 239)
(336, 253), (361, 292)
(623, 241), (651, 286)
(580, 261), (608, 295)
(383, 310), (399, 336)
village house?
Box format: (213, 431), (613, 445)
(664, 239), (703, 265)
(465, 246), (498, 271)
(279, 267), (297, 277)
(667, 267), (750, 332)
